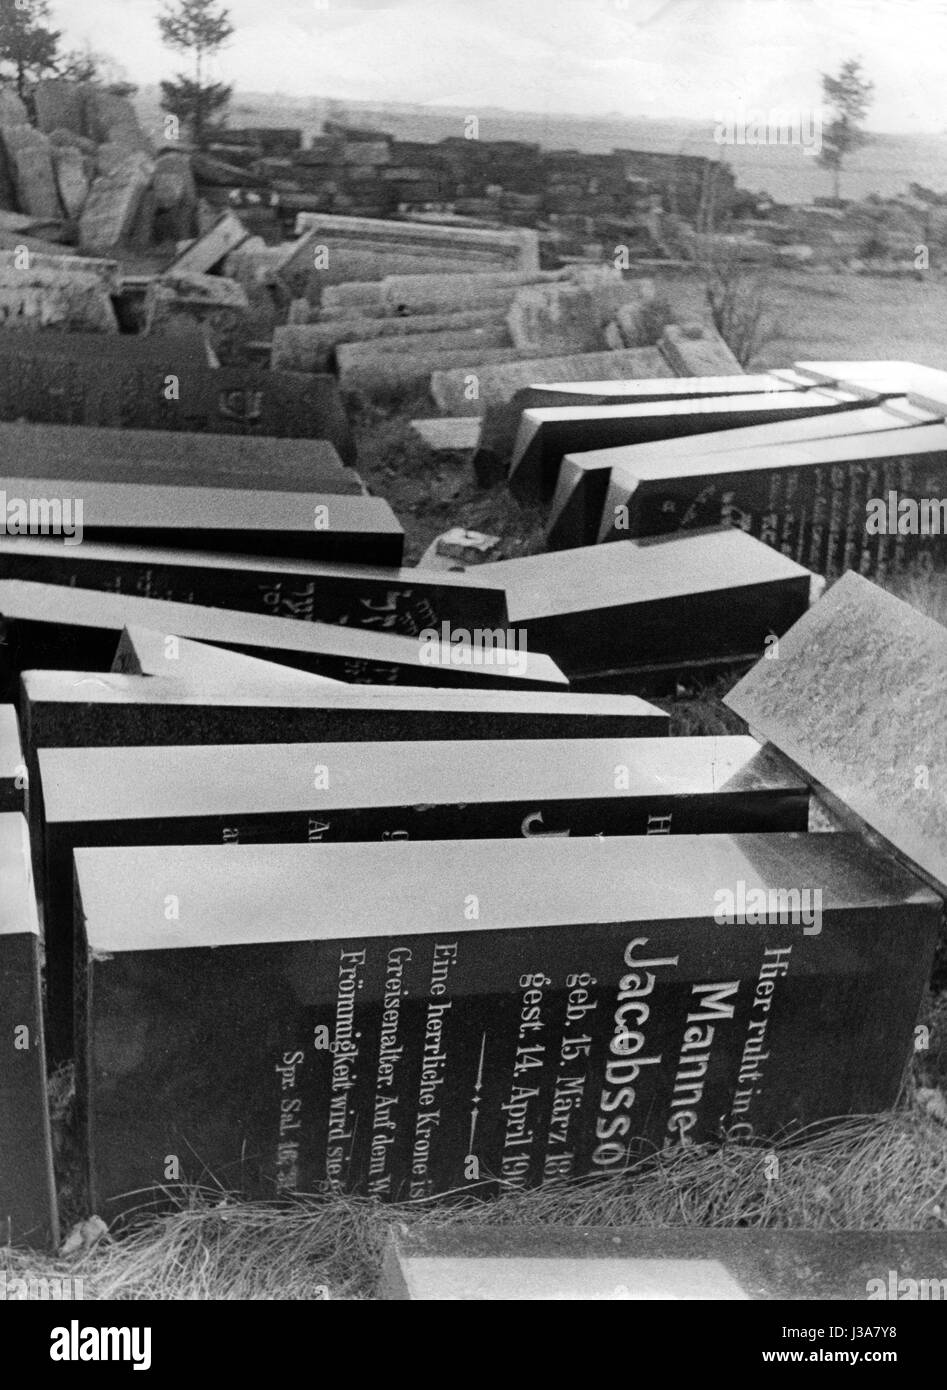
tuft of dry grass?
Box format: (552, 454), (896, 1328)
(2, 1110), (945, 1300)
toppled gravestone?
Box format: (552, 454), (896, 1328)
(660, 322), (744, 375)
(79, 150), (154, 254)
(431, 346), (670, 416)
(143, 271), (249, 340)
(50, 143), (91, 220)
(151, 150), (198, 242)
(506, 271), (655, 357)
(34, 81), (86, 138)
(0, 125), (62, 220)
(0, 249), (119, 332)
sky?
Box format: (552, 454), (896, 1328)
(47, 0), (947, 131)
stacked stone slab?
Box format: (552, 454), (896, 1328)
(0, 250), (119, 332)
(292, 211), (540, 282)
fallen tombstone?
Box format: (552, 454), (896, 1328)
(78, 150), (154, 255)
(476, 529), (815, 688)
(0, 537), (508, 636)
(0, 337), (356, 461)
(725, 571), (947, 897)
(40, 734), (806, 1057)
(166, 210), (250, 275)
(410, 418), (481, 453)
(659, 322), (744, 376)
(76, 828), (939, 1210)
(143, 271), (249, 340)
(293, 213), (540, 279)
(509, 386), (871, 504)
(596, 420), (947, 579)
(0, 579), (565, 694)
(473, 372), (798, 487)
(0, 125), (61, 220)
(0, 249), (119, 333)
(431, 348), (668, 417)
(0, 812), (57, 1247)
(545, 398), (937, 550)
(0, 422), (358, 493)
(0, 479), (402, 562)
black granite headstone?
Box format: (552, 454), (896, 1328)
(0, 334), (356, 462)
(509, 387), (871, 504)
(545, 400), (936, 551)
(76, 831), (939, 1211)
(0, 580), (564, 692)
(115, 627), (341, 686)
(20, 672), (668, 762)
(476, 530), (814, 689)
(0, 704), (26, 813)
(0, 536), (509, 635)
(0, 422), (361, 495)
(41, 735), (807, 1057)
(473, 372), (809, 482)
(597, 423), (947, 580)
(0, 480), (404, 565)
(0, 813), (57, 1248)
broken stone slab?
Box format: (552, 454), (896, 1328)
(79, 150), (155, 254)
(506, 273), (654, 357)
(0, 125), (62, 220)
(143, 271), (250, 339)
(381, 269), (564, 317)
(294, 212), (540, 277)
(50, 142), (90, 220)
(0, 90), (29, 127)
(272, 310), (509, 373)
(34, 80), (86, 138)
(725, 571), (947, 898)
(83, 89), (149, 152)
(343, 344), (529, 397)
(153, 150), (197, 210)
(167, 209), (250, 276)
(659, 322), (744, 376)
(431, 347), (671, 417)
(0, 249), (119, 332)
(507, 281), (611, 355)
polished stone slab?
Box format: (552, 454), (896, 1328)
(509, 387), (870, 504)
(75, 831), (939, 1212)
(0, 580), (566, 693)
(473, 372), (803, 482)
(0, 422), (359, 495)
(545, 399), (935, 550)
(0, 537), (508, 634)
(0, 334), (355, 461)
(477, 530), (814, 688)
(0, 813), (57, 1248)
(40, 735), (806, 1055)
(115, 627), (341, 686)
(21, 673), (667, 768)
(596, 422), (947, 580)
(726, 571), (947, 897)
(0, 478), (404, 565)
(380, 1226), (947, 1301)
